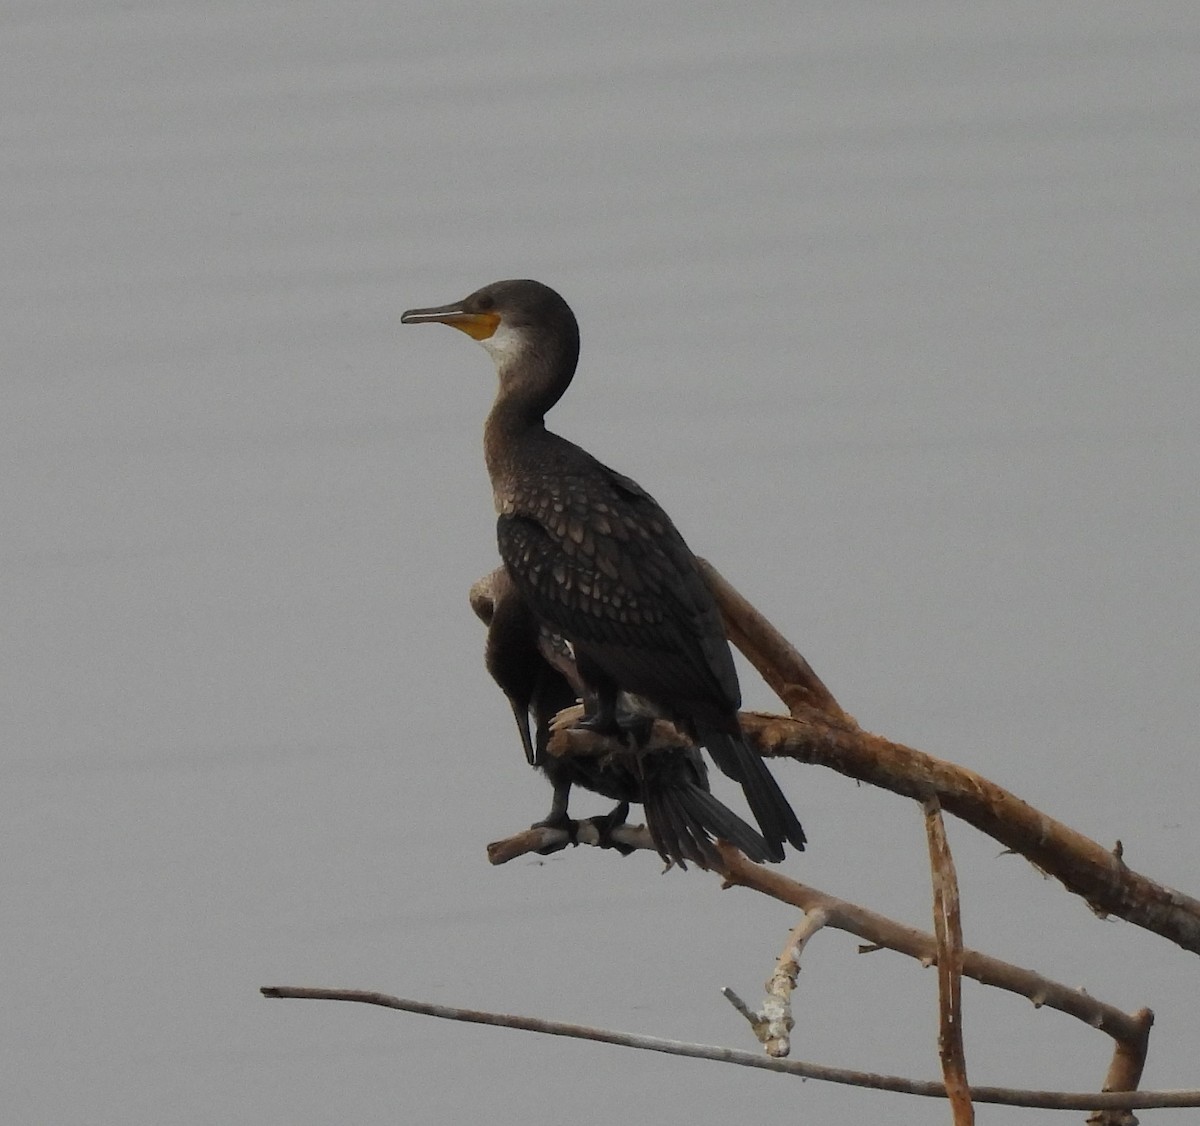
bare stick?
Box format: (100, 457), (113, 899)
(723, 910), (828, 1058)
(1088, 1007), (1156, 1126)
(698, 558), (852, 723)
(924, 798), (973, 1125)
(483, 563), (1200, 953)
(487, 819), (1144, 1048)
(696, 560), (1200, 953)
(259, 986), (1200, 1112)
(456, 565), (1181, 1117)
(543, 708), (1200, 956)
(764, 909), (827, 1057)
(712, 842), (1145, 1046)
(721, 908), (827, 1057)
(735, 710), (1200, 956)
(487, 821), (656, 865)
(720, 986), (763, 1032)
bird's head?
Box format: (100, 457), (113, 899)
(402, 279), (580, 396)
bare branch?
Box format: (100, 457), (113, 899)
(720, 986), (764, 1034)
(737, 710), (1200, 956)
(721, 909), (827, 1057)
(484, 819), (1145, 1049)
(924, 797), (973, 1124)
(713, 843), (1145, 1047)
(259, 986), (1200, 1112)
(764, 909), (827, 1057)
(543, 704), (1200, 957)
(456, 564), (1188, 1114)
(694, 559), (1200, 954)
(1088, 1007), (1156, 1126)
(487, 820), (656, 865)
(697, 558), (852, 724)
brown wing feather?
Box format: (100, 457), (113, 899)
(496, 456), (738, 713)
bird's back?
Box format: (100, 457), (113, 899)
(495, 429), (740, 722)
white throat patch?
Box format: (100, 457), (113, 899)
(479, 320), (527, 373)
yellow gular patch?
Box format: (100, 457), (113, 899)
(449, 311), (501, 340)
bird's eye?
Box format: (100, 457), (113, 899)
(476, 294), (495, 311)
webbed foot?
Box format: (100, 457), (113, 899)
(615, 709), (654, 748)
(575, 707), (652, 747)
(531, 810), (579, 854)
(586, 801), (635, 855)
(575, 710), (626, 740)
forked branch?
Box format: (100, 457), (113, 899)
(696, 558), (1200, 956)
(259, 562), (1191, 1116)
(488, 814), (1146, 1051)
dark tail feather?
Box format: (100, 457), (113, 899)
(648, 782), (710, 869)
(699, 725), (806, 859)
(679, 785), (776, 864)
(642, 775), (776, 870)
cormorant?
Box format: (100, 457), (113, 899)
(469, 567), (775, 868)
(403, 279), (805, 860)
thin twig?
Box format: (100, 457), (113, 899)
(764, 909), (827, 1057)
(713, 843), (1145, 1047)
(721, 909), (827, 1056)
(720, 987), (763, 1033)
(259, 987), (1200, 1112)
(924, 797), (973, 1125)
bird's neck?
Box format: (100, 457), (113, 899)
(485, 390), (543, 454)
(483, 351), (574, 498)
(484, 388), (553, 505)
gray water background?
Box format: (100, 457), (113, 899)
(5, 3), (1200, 1123)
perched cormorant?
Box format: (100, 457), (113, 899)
(403, 279), (805, 860)
(469, 567), (775, 868)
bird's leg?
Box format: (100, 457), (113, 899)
(532, 777), (578, 852)
(574, 660), (656, 746)
(574, 660), (626, 740)
(614, 701), (654, 751)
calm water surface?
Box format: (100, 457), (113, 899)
(5, 3), (1199, 1122)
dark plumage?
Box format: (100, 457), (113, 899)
(403, 279), (805, 860)
(468, 567), (774, 868)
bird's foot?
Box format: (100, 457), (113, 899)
(574, 710), (626, 741)
(615, 709), (654, 749)
(575, 709), (652, 748)
(531, 811), (579, 854)
(586, 802), (634, 855)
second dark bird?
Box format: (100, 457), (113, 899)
(469, 566), (774, 868)
(403, 279), (806, 860)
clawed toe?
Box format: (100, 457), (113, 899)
(531, 812), (579, 854)
(586, 802), (634, 855)
(574, 712), (627, 742)
(574, 710), (653, 748)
